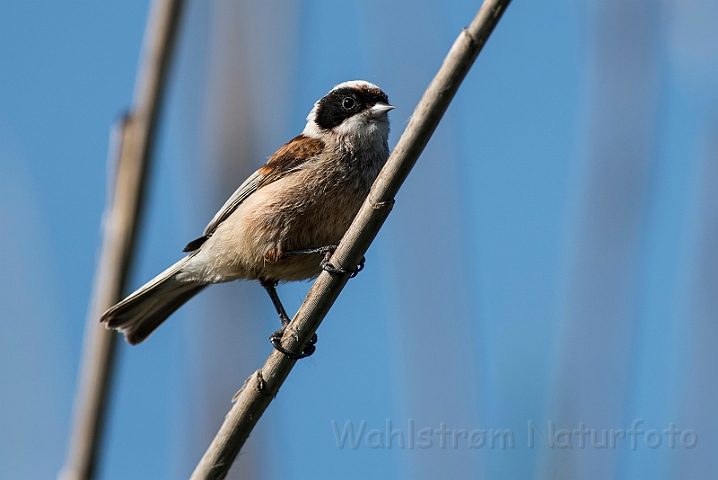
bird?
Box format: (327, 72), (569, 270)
(101, 80), (393, 358)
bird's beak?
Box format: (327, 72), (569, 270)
(369, 102), (395, 119)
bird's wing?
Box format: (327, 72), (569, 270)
(183, 134), (325, 252)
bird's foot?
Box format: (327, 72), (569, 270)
(270, 328), (318, 359)
(284, 245), (365, 278)
(320, 253), (365, 278)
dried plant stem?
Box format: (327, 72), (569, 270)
(59, 1), (185, 479)
(190, 1), (511, 479)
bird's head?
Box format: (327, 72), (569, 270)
(303, 80), (394, 144)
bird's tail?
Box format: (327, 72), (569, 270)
(101, 255), (206, 345)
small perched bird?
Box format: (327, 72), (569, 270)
(102, 80), (393, 358)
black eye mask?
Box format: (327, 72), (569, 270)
(314, 87), (390, 130)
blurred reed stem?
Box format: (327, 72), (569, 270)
(59, 1), (185, 479)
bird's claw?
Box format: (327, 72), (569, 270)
(320, 254), (365, 278)
(270, 329), (317, 359)
(283, 245), (366, 278)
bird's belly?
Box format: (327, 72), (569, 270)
(187, 176), (362, 283)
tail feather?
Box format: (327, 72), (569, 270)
(101, 256), (205, 344)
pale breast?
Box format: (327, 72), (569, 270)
(185, 162), (369, 283)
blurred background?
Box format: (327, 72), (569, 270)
(1, 0), (717, 478)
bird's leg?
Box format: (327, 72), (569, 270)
(261, 244), (365, 359)
(282, 245), (337, 256)
(260, 278), (316, 359)
(283, 245), (366, 278)
(260, 278), (291, 327)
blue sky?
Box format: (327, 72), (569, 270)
(1, 1), (717, 479)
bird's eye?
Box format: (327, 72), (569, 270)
(342, 97), (356, 110)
